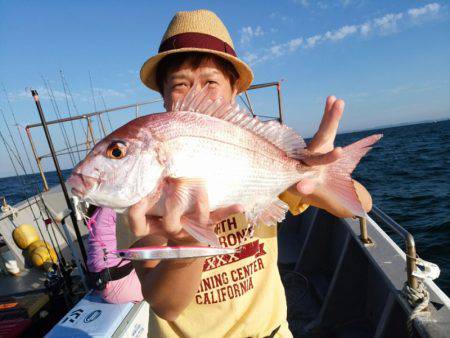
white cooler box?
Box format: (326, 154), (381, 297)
(46, 292), (149, 337)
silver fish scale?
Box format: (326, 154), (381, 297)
(148, 112), (309, 212)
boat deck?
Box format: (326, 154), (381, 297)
(278, 207), (450, 338)
(0, 268), (47, 298)
(281, 267), (375, 337)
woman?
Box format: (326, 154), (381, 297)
(86, 205), (143, 304)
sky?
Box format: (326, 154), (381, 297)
(0, 0), (449, 177)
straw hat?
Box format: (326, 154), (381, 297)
(140, 9), (253, 93)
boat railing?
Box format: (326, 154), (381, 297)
(25, 98), (163, 191)
(359, 205), (419, 290)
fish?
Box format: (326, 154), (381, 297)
(67, 85), (382, 246)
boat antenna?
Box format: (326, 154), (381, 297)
(88, 70), (107, 137)
(30, 89), (88, 265)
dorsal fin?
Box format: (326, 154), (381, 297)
(172, 84), (307, 159)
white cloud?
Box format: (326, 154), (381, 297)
(269, 44), (283, 57)
(287, 38), (303, 51)
(408, 3), (441, 19)
(242, 3), (443, 66)
(324, 25), (358, 41)
(240, 26), (264, 45)
(360, 22), (371, 36)
(296, 0), (363, 10)
(242, 51), (259, 65)
(305, 35), (322, 48)
(94, 87), (125, 99)
(2, 86), (65, 103)
(269, 13), (292, 23)
(262, 38), (304, 61)
(373, 13), (403, 34)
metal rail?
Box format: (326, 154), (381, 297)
(360, 205), (418, 290)
(25, 99), (163, 191)
(244, 81), (284, 123)
(26, 98), (163, 129)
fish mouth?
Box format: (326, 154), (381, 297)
(67, 173), (99, 198)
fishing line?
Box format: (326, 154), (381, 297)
(9, 106), (50, 191)
(41, 201), (70, 246)
(2, 94), (56, 213)
(1, 111), (26, 166)
(60, 70), (82, 162)
(2, 92), (67, 231)
(0, 106), (26, 170)
(47, 215), (66, 265)
(0, 121), (65, 272)
(59, 70), (89, 141)
(41, 75), (77, 167)
(0, 121), (38, 209)
(100, 93), (114, 132)
(88, 71), (107, 138)
(238, 94), (254, 117)
(0, 131), (58, 260)
(0, 131), (25, 228)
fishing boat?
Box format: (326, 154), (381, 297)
(0, 81), (448, 337)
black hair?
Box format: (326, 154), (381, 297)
(155, 52), (239, 94)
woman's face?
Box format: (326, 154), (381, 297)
(162, 59), (238, 111)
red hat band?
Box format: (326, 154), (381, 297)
(159, 32), (237, 57)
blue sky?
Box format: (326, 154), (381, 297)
(0, 1), (449, 177)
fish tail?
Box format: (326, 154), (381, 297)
(321, 134), (382, 217)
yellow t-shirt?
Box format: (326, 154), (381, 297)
(147, 192), (308, 338)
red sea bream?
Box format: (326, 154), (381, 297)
(67, 87), (381, 246)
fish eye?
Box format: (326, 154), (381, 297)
(106, 141), (127, 159)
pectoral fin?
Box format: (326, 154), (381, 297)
(165, 177), (220, 247)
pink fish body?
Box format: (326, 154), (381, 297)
(68, 87), (381, 246)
